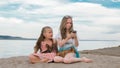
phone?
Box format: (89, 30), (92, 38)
(72, 30), (77, 33)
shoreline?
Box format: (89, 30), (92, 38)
(0, 46), (120, 68)
(80, 45), (120, 57)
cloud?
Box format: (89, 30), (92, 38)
(0, 0), (64, 7)
(0, 17), (23, 24)
(0, 0), (120, 40)
(70, 0), (120, 8)
(0, 17), (47, 38)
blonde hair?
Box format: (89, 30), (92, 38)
(60, 15), (74, 39)
(34, 26), (52, 52)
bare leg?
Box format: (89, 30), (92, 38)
(54, 56), (64, 63)
(63, 53), (77, 63)
(67, 57), (92, 63)
(41, 59), (50, 63)
(63, 53), (92, 64)
(81, 57), (93, 63)
(29, 54), (41, 64)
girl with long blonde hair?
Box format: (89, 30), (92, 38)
(54, 15), (92, 63)
(29, 26), (58, 63)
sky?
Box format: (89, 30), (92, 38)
(0, 0), (120, 40)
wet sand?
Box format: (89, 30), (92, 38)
(0, 46), (120, 68)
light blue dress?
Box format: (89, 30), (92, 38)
(55, 33), (80, 58)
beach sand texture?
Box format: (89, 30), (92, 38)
(0, 46), (120, 68)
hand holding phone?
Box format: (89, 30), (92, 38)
(72, 30), (77, 33)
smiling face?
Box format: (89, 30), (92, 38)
(43, 28), (53, 39)
(60, 15), (74, 39)
(66, 18), (72, 30)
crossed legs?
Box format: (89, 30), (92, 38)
(29, 54), (41, 64)
(54, 53), (92, 64)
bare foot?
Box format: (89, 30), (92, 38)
(41, 59), (49, 63)
(82, 57), (93, 63)
(29, 61), (35, 64)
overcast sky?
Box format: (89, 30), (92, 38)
(0, 0), (120, 40)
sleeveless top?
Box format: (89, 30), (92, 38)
(55, 32), (80, 58)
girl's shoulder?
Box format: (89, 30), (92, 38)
(41, 41), (47, 46)
(52, 38), (57, 44)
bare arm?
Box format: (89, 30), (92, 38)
(34, 48), (38, 53)
(53, 39), (58, 52)
(71, 33), (79, 47)
(73, 36), (79, 47)
(58, 33), (72, 47)
(34, 46), (39, 53)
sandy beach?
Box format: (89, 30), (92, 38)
(0, 46), (120, 68)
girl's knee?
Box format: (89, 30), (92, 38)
(29, 54), (36, 58)
(54, 56), (63, 62)
(29, 54), (35, 63)
(29, 54), (38, 61)
(29, 54), (33, 60)
(63, 58), (72, 64)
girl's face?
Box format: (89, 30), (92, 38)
(43, 28), (53, 39)
(65, 18), (72, 30)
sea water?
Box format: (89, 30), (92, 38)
(0, 40), (119, 58)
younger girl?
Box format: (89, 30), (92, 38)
(54, 15), (92, 63)
(29, 26), (58, 63)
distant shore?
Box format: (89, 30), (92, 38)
(1, 35), (120, 41)
(0, 38), (37, 40)
(0, 35), (37, 40)
(0, 46), (120, 68)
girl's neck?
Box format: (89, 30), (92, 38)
(44, 38), (52, 46)
(66, 29), (70, 33)
(44, 38), (51, 41)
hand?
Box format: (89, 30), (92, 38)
(41, 41), (47, 51)
(33, 53), (37, 55)
(71, 32), (77, 39)
(41, 41), (47, 48)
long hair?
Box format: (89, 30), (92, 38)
(60, 15), (74, 39)
(34, 26), (58, 53)
(34, 26), (51, 52)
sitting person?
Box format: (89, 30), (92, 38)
(29, 26), (58, 63)
(54, 15), (92, 63)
